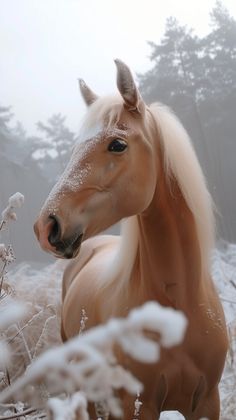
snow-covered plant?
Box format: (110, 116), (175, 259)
(133, 393), (142, 420)
(0, 302), (187, 419)
(0, 301), (26, 378)
(0, 193), (24, 296)
(1, 262), (64, 386)
(1, 193), (24, 226)
(0, 193), (26, 394)
(79, 308), (88, 335)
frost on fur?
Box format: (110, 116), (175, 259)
(0, 302), (187, 418)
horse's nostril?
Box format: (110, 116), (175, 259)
(48, 215), (61, 247)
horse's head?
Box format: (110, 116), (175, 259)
(34, 60), (158, 258)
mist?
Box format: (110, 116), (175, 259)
(0, 0), (236, 261)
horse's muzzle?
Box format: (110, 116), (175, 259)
(34, 214), (84, 259)
(48, 215), (83, 259)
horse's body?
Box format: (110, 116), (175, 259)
(34, 60), (228, 419)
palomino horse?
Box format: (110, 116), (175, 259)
(34, 60), (228, 419)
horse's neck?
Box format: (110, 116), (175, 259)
(134, 173), (203, 309)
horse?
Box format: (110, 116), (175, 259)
(34, 59), (228, 420)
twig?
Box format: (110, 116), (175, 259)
(229, 279), (236, 290)
(5, 370), (10, 387)
(8, 304), (57, 345)
(33, 315), (56, 360)
(0, 262), (7, 296)
(0, 221), (6, 233)
(14, 325), (32, 364)
(8, 309), (45, 344)
(0, 407), (38, 419)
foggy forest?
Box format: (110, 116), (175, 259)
(1, 1), (236, 262)
(0, 1), (236, 419)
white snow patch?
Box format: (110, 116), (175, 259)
(47, 392), (89, 420)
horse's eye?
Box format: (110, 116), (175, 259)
(108, 139), (127, 153)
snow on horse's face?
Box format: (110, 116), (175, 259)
(34, 60), (157, 259)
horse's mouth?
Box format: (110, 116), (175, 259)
(54, 232), (84, 259)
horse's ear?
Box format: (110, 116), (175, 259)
(114, 59), (144, 113)
(78, 79), (99, 106)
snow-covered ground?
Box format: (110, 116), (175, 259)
(0, 242), (235, 419)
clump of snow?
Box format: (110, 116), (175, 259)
(8, 193), (24, 209)
(1, 192), (24, 223)
(47, 392), (89, 420)
(160, 412), (185, 420)
(117, 302), (187, 363)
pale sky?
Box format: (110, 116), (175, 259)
(1, 0), (236, 135)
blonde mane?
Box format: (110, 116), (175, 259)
(150, 103), (215, 272)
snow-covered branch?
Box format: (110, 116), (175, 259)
(0, 192), (24, 296)
(0, 302), (187, 418)
(1, 193), (24, 226)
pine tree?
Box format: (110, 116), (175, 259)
(37, 113), (77, 171)
(139, 18), (203, 109)
(138, 17), (210, 169)
(0, 106), (14, 153)
(138, 3), (236, 241)
(0, 106), (13, 133)
(201, 1), (236, 121)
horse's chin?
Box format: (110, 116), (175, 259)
(70, 245), (82, 259)
(50, 244), (82, 260)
